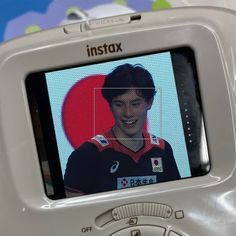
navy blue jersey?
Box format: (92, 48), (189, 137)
(64, 130), (180, 194)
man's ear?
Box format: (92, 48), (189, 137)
(147, 97), (154, 110)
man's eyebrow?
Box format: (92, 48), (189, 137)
(131, 98), (142, 102)
(112, 99), (124, 103)
(112, 98), (143, 103)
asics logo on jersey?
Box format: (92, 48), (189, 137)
(110, 161), (120, 173)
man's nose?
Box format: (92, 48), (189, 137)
(124, 105), (133, 117)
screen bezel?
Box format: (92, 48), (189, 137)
(25, 47), (209, 199)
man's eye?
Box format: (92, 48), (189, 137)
(114, 103), (123, 107)
(132, 102), (140, 107)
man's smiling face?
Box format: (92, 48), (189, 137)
(110, 89), (153, 139)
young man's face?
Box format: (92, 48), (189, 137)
(110, 89), (153, 138)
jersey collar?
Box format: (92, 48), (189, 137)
(104, 129), (164, 163)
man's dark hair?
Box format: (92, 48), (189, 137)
(102, 63), (156, 104)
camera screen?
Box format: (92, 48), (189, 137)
(26, 47), (210, 199)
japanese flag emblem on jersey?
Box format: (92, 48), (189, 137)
(151, 158), (163, 173)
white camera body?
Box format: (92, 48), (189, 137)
(0, 7), (236, 236)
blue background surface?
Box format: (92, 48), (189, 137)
(0, 0), (154, 42)
(0, 0), (51, 42)
(1, 1), (235, 42)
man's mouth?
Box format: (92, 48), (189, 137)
(122, 119), (137, 125)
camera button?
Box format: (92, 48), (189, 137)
(63, 23), (82, 34)
(112, 203), (172, 220)
(168, 231), (181, 236)
(111, 225), (166, 236)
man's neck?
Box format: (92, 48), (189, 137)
(112, 127), (144, 152)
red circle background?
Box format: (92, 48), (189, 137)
(62, 75), (115, 149)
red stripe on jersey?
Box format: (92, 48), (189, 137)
(147, 133), (165, 150)
(89, 129), (165, 163)
(89, 134), (111, 152)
